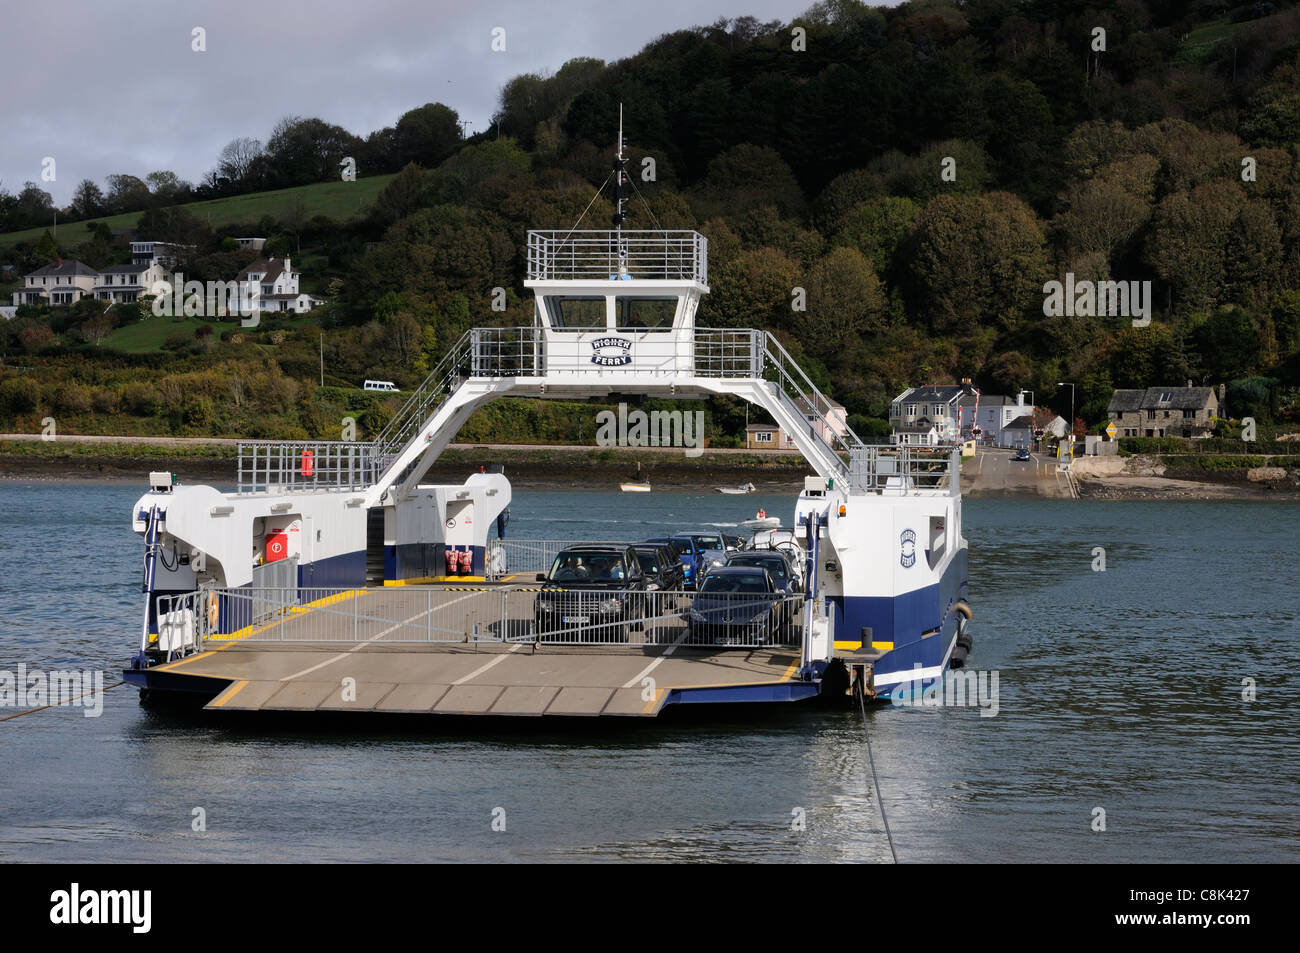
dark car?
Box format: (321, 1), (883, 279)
(724, 550), (801, 625)
(678, 530), (729, 581)
(631, 543), (686, 593)
(686, 566), (782, 646)
(533, 544), (647, 642)
(645, 535), (703, 589)
(1013, 447), (1031, 461)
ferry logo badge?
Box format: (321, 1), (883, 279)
(900, 529), (917, 568)
(590, 336), (632, 366)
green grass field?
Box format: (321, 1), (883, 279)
(103, 314), (242, 353)
(0, 173), (398, 252)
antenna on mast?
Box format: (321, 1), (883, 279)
(612, 103), (629, 277)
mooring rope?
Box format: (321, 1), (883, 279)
(0, 680), (124, 722)
(854, 678), (899, 863)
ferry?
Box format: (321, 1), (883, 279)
(122, 119), (972, 717)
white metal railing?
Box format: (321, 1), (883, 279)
(237, 441), (379, 493)
(164, 585), (803, 650)
(527, 230), (707, 284)
(848, 445), (961, 495)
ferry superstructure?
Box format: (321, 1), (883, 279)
(122, 128), (971, 716)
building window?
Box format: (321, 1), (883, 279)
(1146, 410), (1155, 420)
(754, 432), (773, 444)
(905, 404), (916, 416)
(1183, 409), (1195, 419)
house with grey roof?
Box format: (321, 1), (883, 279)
(236, 256), (318, 313)
(889, 381), (979, 446)
(1107, 386), (1220, 438)
(11, 259), (99, 306)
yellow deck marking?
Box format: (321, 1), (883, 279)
(209, 680), (249, 708)
(833, 640), (862, 651)
(871, 641), (895, 651)
(640, 687), (665, 715)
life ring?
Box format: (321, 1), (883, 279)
(206, 591), (219, 631)
(954, 601), (973, 621)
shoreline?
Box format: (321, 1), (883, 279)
(3, 435), (1299, 500)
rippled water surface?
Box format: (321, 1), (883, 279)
(1, 482), (1296, 862)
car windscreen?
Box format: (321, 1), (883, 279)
(633, 549), (661, 573)
(689, 534), (722, 550)
(728, 556), (787, 580)
(700, 573), (769, 594)
(548, 552), (629, 582)
(670, 537), (695, 555)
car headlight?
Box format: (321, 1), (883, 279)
(707, 558), (725, 568)
(688, 610), (706, 623)
(750, 610), (771, 628)
(598, 598), (622, 613)
(538, 602), (554, 613)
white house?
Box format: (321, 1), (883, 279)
(889, 381), (979, 446)
(234, 237), (267, 252)
(130, 241), (193, 267)
(236, 257), (317, 313)
(958, 391), (1036, 447)
(11, 260), (99, 306)
(94, 261), (169, 304)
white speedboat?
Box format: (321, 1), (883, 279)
(717, 482), (756, 494)
(619, 481), (651, 493)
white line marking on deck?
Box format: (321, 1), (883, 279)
(452, 643), (524, 684)
(279, 590), (481, 682)
(622, 630), (689, 689)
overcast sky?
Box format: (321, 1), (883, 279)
(1, 0), (823, 206)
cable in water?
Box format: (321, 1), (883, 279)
(855, 677), (898, 863)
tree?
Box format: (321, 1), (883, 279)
(215, 137), (264, 191)
(265, 116), (362, 187)
(394, 103), (461, 168)
(688, 145), (805, 220)
(370, 163), (427, 227)
(68, 179), (105, 220)
(902, 192), (1051, 338)
(105, 174), (151, 214)
(14, 182), (54, 229)
(146, 170), (191, 205)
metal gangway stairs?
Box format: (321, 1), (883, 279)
(236, 229), (870, 505)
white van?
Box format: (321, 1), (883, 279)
(363, 380), (400, 393)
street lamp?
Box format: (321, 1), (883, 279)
(1057, 382), (1076, 443)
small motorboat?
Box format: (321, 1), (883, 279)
(619, 481), (651, 492)
(716, 482), (756, 495)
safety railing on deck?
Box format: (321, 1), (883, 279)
(166, 585), (802, 650)
(527, 230), (708, 284)
(848, 445), (961, 495)
(237, 440), (380, 493)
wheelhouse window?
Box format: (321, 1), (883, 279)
(615, 297), (676, 331)
(545, 296), (605, 329)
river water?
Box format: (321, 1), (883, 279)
(1, 481), (1296, 862)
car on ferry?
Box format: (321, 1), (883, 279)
(533, 544), (647, 642)
(686, 566), (783, 645)
(678, 530), (729, 581)
(644, 535), (703, 589)
(723, 550), (801, 625)
(630, 542), (686, 593)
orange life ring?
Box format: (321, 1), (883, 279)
(206, 591), (219, 630)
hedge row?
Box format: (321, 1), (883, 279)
(1120, 436), (1299, 455)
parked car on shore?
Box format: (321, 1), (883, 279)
(534, 544), (647, 642)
